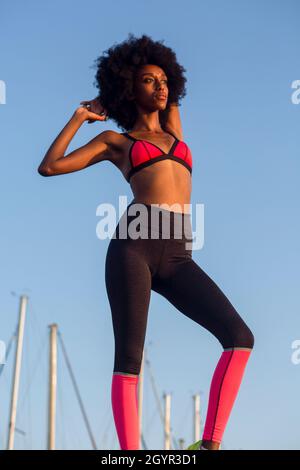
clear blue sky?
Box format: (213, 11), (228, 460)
(1, 0), (300, 450)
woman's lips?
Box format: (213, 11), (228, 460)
(155, 95), (167, 100)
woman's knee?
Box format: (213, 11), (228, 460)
(231, 322), (255, 349)
(220, 320), (255, 350)
(113, 350), (143, 376)
(241, 326), (254, 349)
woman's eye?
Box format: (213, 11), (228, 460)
(144, 78), (168, 84)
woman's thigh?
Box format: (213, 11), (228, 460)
(105, 238), (153, 374)
(152, 253), (254, 349)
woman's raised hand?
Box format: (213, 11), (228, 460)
(75, 97), (108, 123)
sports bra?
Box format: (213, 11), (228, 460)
(121, 130), (193, 182)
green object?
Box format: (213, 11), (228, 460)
(186, 439), (202, 450)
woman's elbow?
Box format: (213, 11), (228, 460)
(37, 165), (53, 176)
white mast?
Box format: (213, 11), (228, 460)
(7, 294), (28, 450)
(193, 393), (201, 443)
(138, 350), (144, 450)
(163, 393), (171, 450)
(48, 323), (58, 450)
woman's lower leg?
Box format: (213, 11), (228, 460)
(111, 372), (140, 450)
(201, 347), (253, 446)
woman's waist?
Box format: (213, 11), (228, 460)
(115, 200), (193, 240)
(130, 195), (192, 215)
(130, 173), (191, 213)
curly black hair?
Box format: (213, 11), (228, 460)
(92, 33), (187, 131)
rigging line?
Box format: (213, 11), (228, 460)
(13, 329), (48, 449)
(99, 404), (114, 450)
(57, 330), (98, 450)
(59, 383), (83, 450)
(17, 299), (50, 409)
(27, 299), (50, 367)
(18, 329), (48, 411)
(144, 404), (157, 432)
(144, 357), (164, 423)
(144, 354), (179, 450)
(27, 298), (45, 338)
(57, 354), (67, 450)
(141, 434), (148, 450)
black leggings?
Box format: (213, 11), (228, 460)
(105, 201), (254, 375)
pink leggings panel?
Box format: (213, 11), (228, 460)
(111, 349), (252, 449)
(202, 348), (252, 443)
(111, 373), (139, 450)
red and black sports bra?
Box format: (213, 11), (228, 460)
(121, 130), (193, 182)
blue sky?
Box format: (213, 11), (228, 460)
(0, 0), (300, 450)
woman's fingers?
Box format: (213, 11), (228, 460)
(80, 101), (104, 114)
(87, 111), (108, 121)
(79, 100), (108, 122)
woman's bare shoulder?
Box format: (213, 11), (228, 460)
(99, 129), (128, 150)
(96, 129), (129, 165)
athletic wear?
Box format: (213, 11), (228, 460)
(111, 373), (139, 450)
(202, 348), (252, 444)
(105, 201), (254, 449)
(121, 130), (193, 182)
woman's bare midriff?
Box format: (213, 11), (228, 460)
(129, 159), (192, 214)
(112, 131), (192, 214)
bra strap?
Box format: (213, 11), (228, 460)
(165, 129), (178, 141)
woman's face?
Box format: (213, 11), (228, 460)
(132, 64), (169, 111)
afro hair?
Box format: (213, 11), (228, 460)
(92, 33), (187, 131)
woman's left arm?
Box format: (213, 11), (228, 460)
(164, 102), (183, 140)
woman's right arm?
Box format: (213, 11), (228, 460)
(37, 107), (115, 176)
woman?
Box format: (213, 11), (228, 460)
(38, 34), (254, 451)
